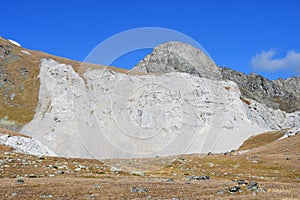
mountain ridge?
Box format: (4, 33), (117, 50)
(0, 36), (299, 159)
(134, 41), (300, 113)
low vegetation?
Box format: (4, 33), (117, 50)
(0, 130), (299, 199)
(238, 129), (288, 151)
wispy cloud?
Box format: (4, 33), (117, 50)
(251, 49), (300, 75)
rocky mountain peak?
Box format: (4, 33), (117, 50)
(133, 41), (299, 113)
(133, 41), (221, 80)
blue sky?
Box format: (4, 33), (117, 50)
(1, 0), (300, 80)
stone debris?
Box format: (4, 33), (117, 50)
(217, 190), (225, 195)
(131, 187), (148, 193)
(40, 194), (54, 198)
(166, 178), (175, 183)
(131, 171), (146, 176)
(217, 180), (267, 195)
(236, 179), (248, 186)
(11, 192), (17, 196)
(186, 175), (210, 181)
(228, 186), (242, 193)
(110, 166), (121, 173)
(246, 181), (258, 190)
(15, 179), (25, 184)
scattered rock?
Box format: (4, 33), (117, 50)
(229, 186), (242, 193)
(110, 166), (121, 173)
(16, 179), (25, 184)
(217, 181), (267, 195)
(48, 174), (55, 177)
(246, 181), (259, 191)
(10, 92), (16, 100)
(207, 162), (214, 168)
(217, 189), (225, 195)
(40, 194), (54, 198)
(258, 188), (268, 192)
(236, 179), (248, 186)
(56, 170), (64, 174)
(187, 175), (210, 181)
(131, 187), (148, 193)
(131, 171), (146, 176)
(28, 174), (38, 178)
(94, 184), (100, 189)
(11, 192), (17, 196)
(166, 178), (175, 183)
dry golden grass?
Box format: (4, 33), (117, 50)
(0, 134), (299, 199)
(240, 97), (251, 105)
(0, 177), (299, 200)
(0, 128), (30, 138)
(238, 129), (288, 150)
(0, 144), (14, 152)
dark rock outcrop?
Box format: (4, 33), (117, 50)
(220, 67), (300, 113)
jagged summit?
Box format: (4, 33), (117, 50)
(133, 41), (221, 80)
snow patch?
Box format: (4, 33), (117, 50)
(21, 50), (31, 55)
(8, 39), (21, 47)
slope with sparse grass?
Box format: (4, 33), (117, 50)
(238, 129), (289, 151)
(0, 134), (299, 199)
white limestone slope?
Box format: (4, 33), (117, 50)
(21, 59), (299, 159)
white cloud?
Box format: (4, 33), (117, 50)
(251, 49), (300, 75)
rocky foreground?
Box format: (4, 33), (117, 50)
(0, 132), (299, 199)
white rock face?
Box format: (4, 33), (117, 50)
(0, 134), (56, 156)
(247, 100), (300, 130)
(21, 59), (299, 159)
